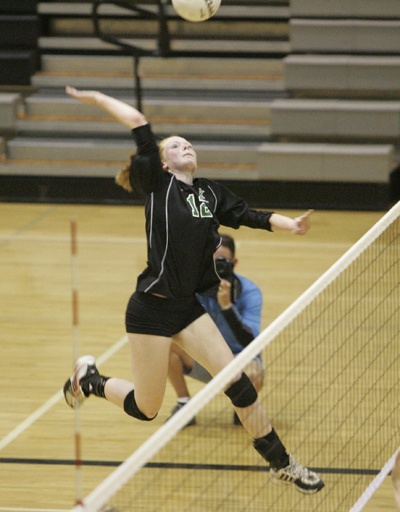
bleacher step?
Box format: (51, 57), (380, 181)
(22, 95), (271, 123)
(32, 74), (285, 93)
(33, 54), (285, 93)
(38, 1), (289, 42)
(289, 0), (399, 19)
(0, 161), (259, 180)
(40, 54), (284, 77)
(39, 2), (289, 19)
(1, 137), (260, 180)
(38, 36), (290, 56)
(270, 99), (400, 141)
(257, 142), (395, 183)
(290, 19), (400, 54)
(15, 119), (270, 140)
(5, 138), (259, 164)
(284, 55), (400, 98)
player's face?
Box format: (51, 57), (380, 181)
(161, 136), (197, 173)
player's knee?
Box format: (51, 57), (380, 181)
(123, 390), (158, 421)
(247, 369), (264, 392)
(244, 361), (265, 391)
(224, 372), (258, 408)
(252, 373), (264, 392)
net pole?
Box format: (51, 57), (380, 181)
(71, 219), (83, 506)
(349, 447), (400, 512)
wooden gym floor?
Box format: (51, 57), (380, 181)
(0, 202), (397, 511)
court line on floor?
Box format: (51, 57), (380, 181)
(0, 206), (60, 248)
(0, 234), (147, 245)
(0, 456), (382, 476)
(0, 335), (128, 452)
(0, 508), (67, 512)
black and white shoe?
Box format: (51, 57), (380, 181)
(270, 455), (324, 494)
(63, 355), (98, 409)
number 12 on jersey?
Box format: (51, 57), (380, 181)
(186, 193), (213, 218)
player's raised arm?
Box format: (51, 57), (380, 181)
(269, 209), (314, 235)
(65, 86), (148, 130)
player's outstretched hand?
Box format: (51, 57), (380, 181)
(66, 86), (147, 129)
(292, 209), (314, 235)
(65, 85), (101, 105)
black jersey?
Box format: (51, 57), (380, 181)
(130, 123), (273, 299)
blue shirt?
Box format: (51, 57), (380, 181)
(197, 274), (262, 355)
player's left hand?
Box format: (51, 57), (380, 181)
(292, 209), (314, 235)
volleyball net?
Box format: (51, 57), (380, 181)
(70, 201), (400, 512)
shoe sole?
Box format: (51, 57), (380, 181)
(63, 355), (97, 409)
(270, 472), (325, 494)
(294, 480), (325, 494)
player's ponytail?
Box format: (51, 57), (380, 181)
(116, 136), (175, 192)
(115, 154), (135, 192)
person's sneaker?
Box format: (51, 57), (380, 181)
(167, 401), (196, 427)
(270, 455), (324, 494)
(63, 355), (98, 409)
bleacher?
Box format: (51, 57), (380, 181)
(0, 0), (398, 209)
(0, 0), (292, 206)
(0, 0), (39, 86)
(267, 0), (400, 209)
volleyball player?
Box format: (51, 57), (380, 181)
(62, 86), (324, 494)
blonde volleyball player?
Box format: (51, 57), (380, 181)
(63, 86), (324, 494)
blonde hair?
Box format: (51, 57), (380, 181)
(115, 159), (133, 192)
(115, 135), (179, 193)
(158, 135), (178, 160)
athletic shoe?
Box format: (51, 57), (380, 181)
(63, 355), (98, 409)
(270, 455), (325, 494)
(167, 401), (196, 427)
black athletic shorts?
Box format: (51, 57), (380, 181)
(125, 291), (206, 337)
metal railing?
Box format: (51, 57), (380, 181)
(91, 0), (288, 108)
(92, 0), (171, 109)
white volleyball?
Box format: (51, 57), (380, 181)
(172, 0), (221, 22)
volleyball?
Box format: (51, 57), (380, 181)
(172, 0), (221, 22)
